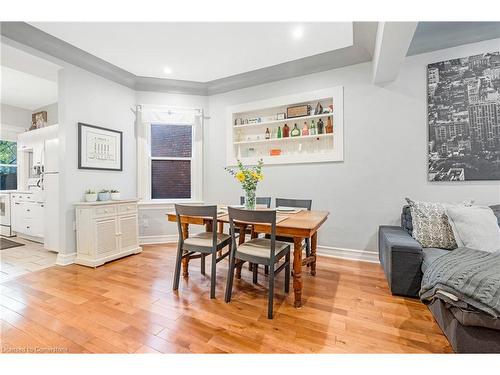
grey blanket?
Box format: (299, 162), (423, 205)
(420, 247), (500, 318)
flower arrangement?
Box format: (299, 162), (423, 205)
(225, 159), (264, 210)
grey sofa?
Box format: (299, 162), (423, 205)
(378, 204), (500, 353)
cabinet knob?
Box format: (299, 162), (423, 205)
(105, 209), (109, 213)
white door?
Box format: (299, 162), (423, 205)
(94, 217), (118, 256)
(118, 214), (139, 251)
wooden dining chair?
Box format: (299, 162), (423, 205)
(225, 207), (291, 319)
(173, 204), (231, 299)
(275, 198), (313, 257)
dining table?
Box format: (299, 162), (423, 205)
(166, 207), (329, 308)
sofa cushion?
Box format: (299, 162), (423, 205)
(422, 247), (449, 273)
(405, 198), (457, 249)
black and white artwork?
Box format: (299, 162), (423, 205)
(427, 52), (500, 181)
(78, 123), (123, 171)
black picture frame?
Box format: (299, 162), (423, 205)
(78, 122), (123, 171)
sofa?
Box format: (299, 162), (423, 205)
(378, 204), (500, 353)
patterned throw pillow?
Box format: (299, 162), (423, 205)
(405, 198), (457, 249)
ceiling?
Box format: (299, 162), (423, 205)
(0, 66), (58, 110)
(29, 22), (354, 82)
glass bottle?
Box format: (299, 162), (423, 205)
(283, 123), (290, 138)
(291, 123), (300, 137)
(326, 116), (333, 134)
(302, 121), (309, 136)
(277, 126), (282, 138)
(265, 128), (270, 139)
(317, 118), (324, 134)
(310, 120), (317, 135)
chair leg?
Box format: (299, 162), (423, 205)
(200, 254), (206, 275)
(210, 252), (217, 299)
(252, 263), (258, 284)
(249, 263), (253, 271)
(225, 253), (236, 303)
(285, 253), (290, 294)
(173, 244), (183, 291)
(264, 265), (269, 275)
(268, 264), (275, 319)
(305, 238), (311, 257)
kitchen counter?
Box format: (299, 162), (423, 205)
(74, 199), (140, 207)
(1, 190), (33, 194)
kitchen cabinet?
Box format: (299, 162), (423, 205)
(74, 200), (142, 267)
(11, 193), (44, 241)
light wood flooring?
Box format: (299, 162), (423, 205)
(0, 243), (452, 353)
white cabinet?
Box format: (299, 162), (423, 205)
(11, 193), (44, 242)
(74, 200), (141, 267)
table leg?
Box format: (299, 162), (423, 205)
(181, 222), (190, 277)
(236, 224), (247, 279)
(293, 237), (304, 308)
(311, 231), (317, 276)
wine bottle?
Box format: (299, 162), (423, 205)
(302, 121), (309, 136)
(283, 123), (290, 138)
(317, 118), (324, 134)
(291, 123), (300, 137)
(265, 128), (270, 139)
(310, 120), (317, 135)
(277, 126), (282, 138)
(326, 116), (333, 134)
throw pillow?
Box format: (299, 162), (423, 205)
(405, 198), (457, 249)
(446, 205), (500, 253)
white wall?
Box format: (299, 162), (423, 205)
(1, 103), (31, 137)
(33, 102), (58, 126)
(57, 65), (136, 258)
(135, 91), (209, 242)
(204, 38), (500, 259)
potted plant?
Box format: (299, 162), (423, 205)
(84, 189), (97, 202)
(98, 189), (111, 201)
(110, 189), (121, 200)
(225, 159), (264, 210)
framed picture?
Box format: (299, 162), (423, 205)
(78, 123), (123, 171)
(32, 111), (47, 129)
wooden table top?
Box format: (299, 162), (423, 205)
(167, 209), (329, 238)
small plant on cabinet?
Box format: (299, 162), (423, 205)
(110, 189), (121, 200)
(85, 189), (97, 202)
(98, 189), (111, 201)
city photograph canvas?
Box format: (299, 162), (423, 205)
(427, 51), (500, 181)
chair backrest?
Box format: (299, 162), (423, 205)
(175, 204), (218, 248)
(240, 196), (272, 208)
(275, 198), (312, 210)
(228, 207), (277, 263)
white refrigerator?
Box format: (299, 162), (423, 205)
(42, 138), (59, 252)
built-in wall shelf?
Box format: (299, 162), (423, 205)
(226, 87), (344, 166)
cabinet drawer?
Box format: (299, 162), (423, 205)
(93, 205), (116, 217)
(117, 204), (137, 214)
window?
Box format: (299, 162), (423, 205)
(150, 124), (193, 199)
(0, 140), (17, 190)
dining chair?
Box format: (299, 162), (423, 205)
(239, 196), (272, 208)
(173, 204), (231, 299)
(225, 207), (291, 319)
(275, 198), (313, 257)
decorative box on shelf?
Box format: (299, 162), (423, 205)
(226, 87), (344, 166)
(74, 199), (142, 267)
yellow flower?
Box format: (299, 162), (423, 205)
(235, 172), (245, 182)
(258, 173), (263, 181)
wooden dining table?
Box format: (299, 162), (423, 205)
(166, 208), (329, 307)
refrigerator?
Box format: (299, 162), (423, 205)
(42, 137), (60, 252)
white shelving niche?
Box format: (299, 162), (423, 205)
(226, 87), (344, 166)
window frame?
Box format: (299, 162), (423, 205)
(138, 117), (203, 205)
(0, 139), (18, 191)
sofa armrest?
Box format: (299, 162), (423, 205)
(378, 225), (423, 298)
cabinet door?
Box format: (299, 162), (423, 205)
(118, 214), (138, 251)
(11, 201), (23, 232)
(94, 217), (118, 256)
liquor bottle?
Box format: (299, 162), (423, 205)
(265, 128), (270, 139)
(302, 121), (309, 136)
(317, 118), (324, 134)
(326, 116), (333, 134)
(283, 123), (290, 138)
(291, 123), (300, 137)
(310, 120), (317, 135)
(277, 126), (282, 138)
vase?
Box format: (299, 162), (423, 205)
(244, 188), (256, 210)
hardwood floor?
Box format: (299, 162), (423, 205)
(0, 243), (452, 353)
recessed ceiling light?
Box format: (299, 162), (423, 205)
(292, 26), (304, 40)
(163, 66), (172, 75)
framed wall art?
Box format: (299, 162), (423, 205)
(78, 123), (123, 171)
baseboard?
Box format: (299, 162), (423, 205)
(316, 245), (379, 264)
(139, 234), (177, 245)
(56, 252), (77, 266)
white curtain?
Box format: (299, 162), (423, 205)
(137, 105), (201, 125)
